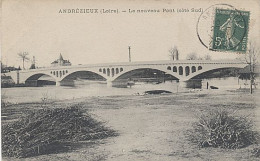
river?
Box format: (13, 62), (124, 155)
(1, 77), (251, 104)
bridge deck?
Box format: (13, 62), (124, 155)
(19, 60), (246, 72)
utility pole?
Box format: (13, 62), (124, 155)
(33, 56), (36, 65)
(249, 54), (253, 94)
(128, 46), (131, 62)
(128, 46), (132, 84)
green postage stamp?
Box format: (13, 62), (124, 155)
(211, 9), (250, 53)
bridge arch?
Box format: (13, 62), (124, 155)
(107, 68), (110, 77)
(25, 73), (56, 81)
(60, 70), (107, 82)
(186, 67), (243, 81)
(110, 67), (181, 82)
(179, 66), (183, 75)
(185, 66), (190, 76)
(103, 68), (106, 74)
(191, 66), (196, 73)
(173, 66), (177, 72)
(24, 73), (57, 86)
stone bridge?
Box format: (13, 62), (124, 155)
(5, 60), (247, 86)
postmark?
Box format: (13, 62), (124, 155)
(196, 4), (250, 53)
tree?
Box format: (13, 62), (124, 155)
(169, 46), (179, 61)
(186, 52), (198, 60)
(204, 54), (212, 60)
(244, 41), (259, 94)
(1, 61), (5, 73)
(18, 52), (30, 69)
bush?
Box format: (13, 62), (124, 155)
(188, 109), (259, 149)
(2, 105), (117, 158)
(252, 147), (260, 157)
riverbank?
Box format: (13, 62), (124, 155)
(2, 89), (259, 161)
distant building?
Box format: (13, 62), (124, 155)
(51, 54), (71, 67)
(30, 56), (36, 69)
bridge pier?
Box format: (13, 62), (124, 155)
(178, 80), (187, 88)
(177, 79), (203, 89)
(56, 81), (61, 86)
(56, 80), (75, 86)
(107, 80), (113, 87)
(106, 80), (128, 88)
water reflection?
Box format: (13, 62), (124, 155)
(184, 80), (202, 89)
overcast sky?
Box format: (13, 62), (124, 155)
(1, 0), (259, 68)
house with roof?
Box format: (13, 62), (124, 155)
(51, 54), (71, 67)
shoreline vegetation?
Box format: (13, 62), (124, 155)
(1, 89), (259, 160)
(2, 106), (117, 158)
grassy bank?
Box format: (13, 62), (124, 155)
(2, 90), (259, 160)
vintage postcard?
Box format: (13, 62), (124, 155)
(1, 0), (259, 160)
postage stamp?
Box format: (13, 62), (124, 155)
(196, 4), (250, 53)
(210, 9), (250, 52)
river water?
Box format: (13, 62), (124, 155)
(1, 77), (252, 104)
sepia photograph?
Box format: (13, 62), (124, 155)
(1, 0), (260, 160)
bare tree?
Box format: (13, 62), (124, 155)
(244, 41), (259, 94)
(204, 54), (212, 60)
(1, 61), (5, 73)
(18, 52), (30, 69)
(169, 46), (179, 61)
(186, 52), (198, 60)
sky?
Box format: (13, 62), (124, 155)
(1, 0), (259, 68)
